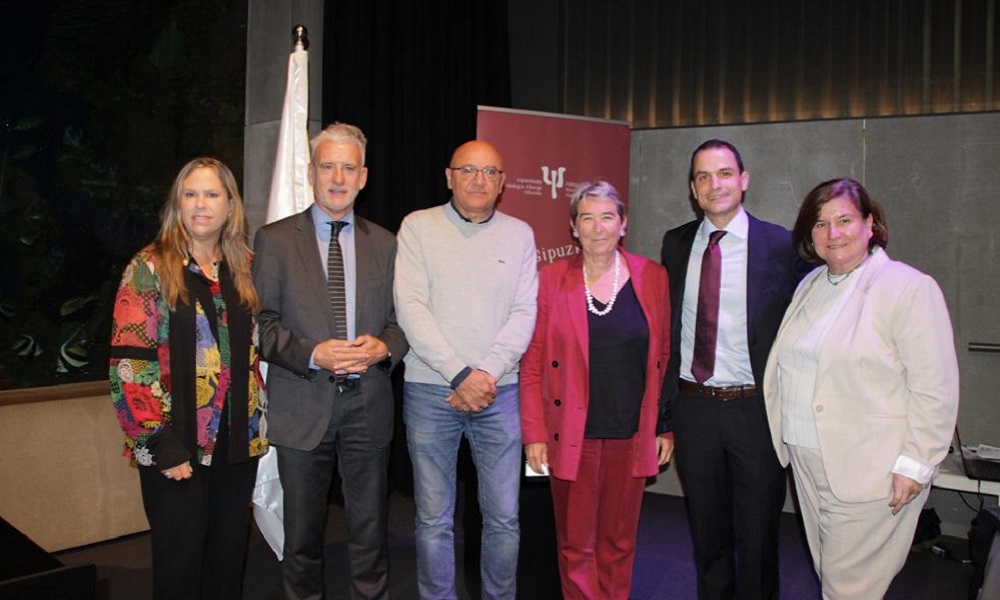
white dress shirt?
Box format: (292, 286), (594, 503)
(680, 207), (753, 386)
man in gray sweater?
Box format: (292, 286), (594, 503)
(394, 140), (538, 599)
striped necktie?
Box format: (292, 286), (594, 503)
(327, 220), (348, 339)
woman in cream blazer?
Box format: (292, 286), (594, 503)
(763, 179), (959, 599)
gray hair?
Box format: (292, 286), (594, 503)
(310, 122), (367, 165)
(569, 180), (625, 221)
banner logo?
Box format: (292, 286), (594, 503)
(541, 166), (566, 199)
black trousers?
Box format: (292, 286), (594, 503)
(138, 417), (259, 600)
(276, 384), (391, 600)
(672, 391), (785, 600)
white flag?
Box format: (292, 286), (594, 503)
(265, 42), (312, 223)
(251, 440), (284, 560)
(254, 41), (313, 562)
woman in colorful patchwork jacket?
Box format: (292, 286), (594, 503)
(109, 157), (267, 600)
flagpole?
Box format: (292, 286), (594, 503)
(253, 24), (312, 560)
(264, 25), (314, 224)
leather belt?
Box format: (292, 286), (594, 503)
(678, 379), (756, 400)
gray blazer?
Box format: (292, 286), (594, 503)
(253, 208), (407, 450)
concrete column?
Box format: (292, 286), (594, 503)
(244, 0), (324, 233)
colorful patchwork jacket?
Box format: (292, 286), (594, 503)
(109, 245), (267, 468)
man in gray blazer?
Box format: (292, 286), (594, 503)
(254, 122), (407, 600)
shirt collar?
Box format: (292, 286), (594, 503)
(311, 204), (354, 235)
(699, 205), (748, 241)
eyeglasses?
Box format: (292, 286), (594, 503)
(449, 165), (504, 181)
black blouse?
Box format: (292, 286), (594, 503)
(584, 280), (649, 439)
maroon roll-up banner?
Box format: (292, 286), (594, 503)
(477, 106), (631, 266)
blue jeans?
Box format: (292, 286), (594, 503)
(404, 382), (522, 600)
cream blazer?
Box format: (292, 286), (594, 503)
(763, 248), (959, 503)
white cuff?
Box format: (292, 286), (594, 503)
(892, 455), (935, 486)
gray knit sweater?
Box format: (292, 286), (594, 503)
(394, 202), (538, 387)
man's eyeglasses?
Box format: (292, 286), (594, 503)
(449, 165), (504, 182)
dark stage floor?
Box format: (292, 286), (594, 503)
(55, 491), (974, 599)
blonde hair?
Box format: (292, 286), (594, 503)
(154, 157), (259, 312)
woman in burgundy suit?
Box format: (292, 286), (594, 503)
(520, 180), (673, 599)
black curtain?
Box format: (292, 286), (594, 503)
(322, 0), (512, 234)
(321, 1), (512, 500)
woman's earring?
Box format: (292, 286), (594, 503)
(572, 230), (579, 238)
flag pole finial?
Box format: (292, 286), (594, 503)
(293, 25), (309, 50)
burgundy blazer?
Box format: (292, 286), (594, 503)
(520, 249), (671, 481)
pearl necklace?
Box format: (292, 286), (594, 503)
(583, 251), (621, 316)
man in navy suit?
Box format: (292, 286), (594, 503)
(254, 123), (407, 600)
(660, 139), (808, 600)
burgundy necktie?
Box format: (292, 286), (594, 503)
(691, 230), (727, 384)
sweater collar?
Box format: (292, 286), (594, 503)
(448, 198), (496, 224)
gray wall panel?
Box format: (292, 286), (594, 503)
(861, 114), (1000, 533)
(864, 114), (1000, 440)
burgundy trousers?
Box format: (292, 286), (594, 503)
(549, 437), (647, 600)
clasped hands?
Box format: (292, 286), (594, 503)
(162, 461), (193, 480)
(447, 369), (497, 413)
(313, 334), (389, 375)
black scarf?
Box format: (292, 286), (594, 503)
(167, 261), (252, 464)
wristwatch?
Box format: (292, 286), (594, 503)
(377, 351), (392, 371)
